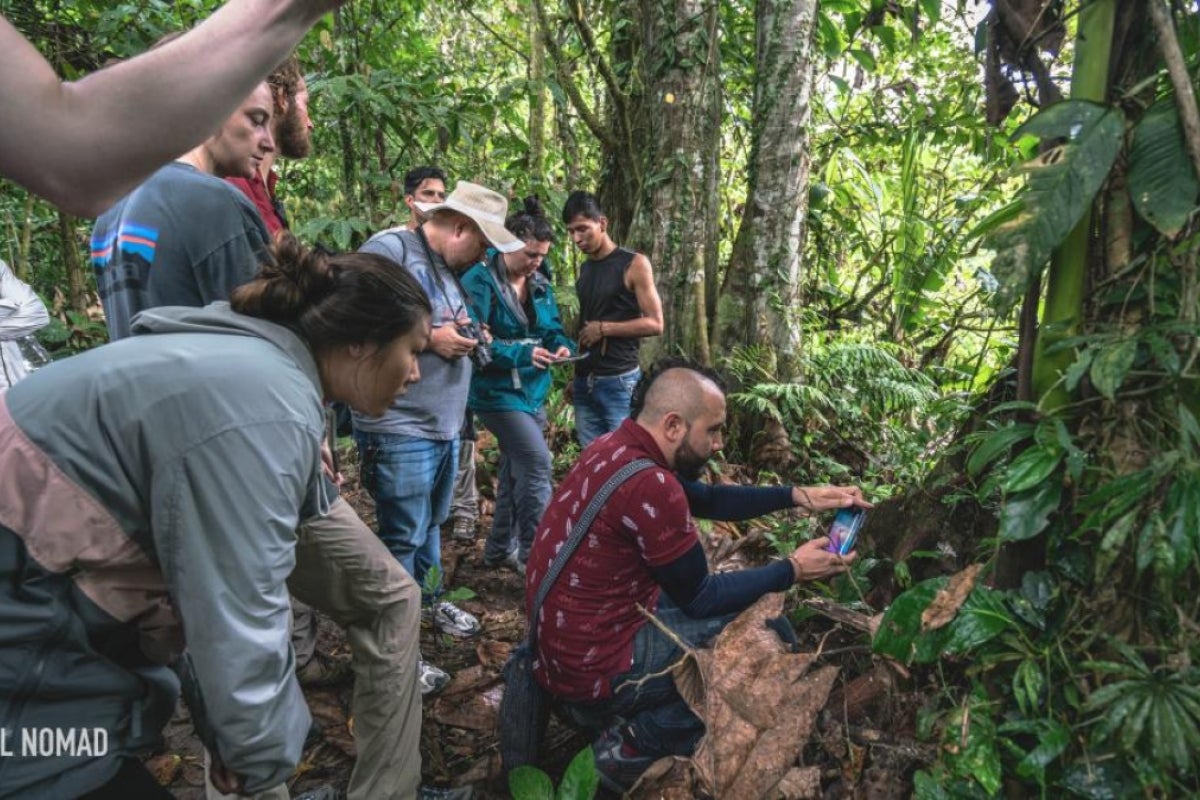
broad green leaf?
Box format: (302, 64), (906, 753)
(1016, 719), (1069, 780)
(941, 588), (1014, 655)
(509, 766), (555, 800)
(985, 102), (1125, 313)
(998, 482), (1060, 542)
(966, 422), (1035, 476)
(958, 707), (1002, 795)
(557, 746), (600, 800)
(919, 0), (941, 25)
(1089, 339), (1137, 401)
(816, 12), (847, 57)
(1128, 98), (1200, 237)
(1095, 511), (1138, 580)
(1167, 471), (1200, 572)
(912, 771), (951, 800)
(1002, 444), (1063, 494)
(848, 48), (876, 71)
(1013, 658), (1045, 714)
(1061, 759), (1140, 799)
(872, 577), (946, 663)
(1064, 347), (1095, 392)
(963, 197), (1023, 242)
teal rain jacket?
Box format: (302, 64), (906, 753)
(461, 250), (574, 415)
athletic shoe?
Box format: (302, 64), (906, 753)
(592, 726), (656, 795)
(432, 601), (481, 638)
(482, 548), (526, 577)
(451, 517), (476, 541)
(419, 659), (451, 696)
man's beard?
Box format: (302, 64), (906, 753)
(276, 108), (311, 159)
(675, 438), (709, 481)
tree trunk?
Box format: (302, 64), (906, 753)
(605, 0), (722, 361)
(529, 13), (547, 192)
(715, 0), (817, 380)
(57, 211), (87, 314)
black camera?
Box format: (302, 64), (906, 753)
(458, 322), (493, 370)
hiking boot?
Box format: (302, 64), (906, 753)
(418, 785), (474, 800)
(482, 548), (525, 577)
(418, 659), (451, 696)
(431, 601), (481, 638)
(592, 726), (656, 795)
(450, 517), (476, 541)
(296, 652), (352, 688)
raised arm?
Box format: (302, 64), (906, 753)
(0, 0), (341, 217)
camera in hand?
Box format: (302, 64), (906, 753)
(458, 322), (493, 369)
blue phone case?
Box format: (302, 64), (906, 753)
(828, 508), (866, 555)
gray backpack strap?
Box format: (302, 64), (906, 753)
(529, 457), (656, 648)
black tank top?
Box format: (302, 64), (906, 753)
(575, 246), (641, 376)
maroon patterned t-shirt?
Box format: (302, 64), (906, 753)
(526, 419), (697, 701)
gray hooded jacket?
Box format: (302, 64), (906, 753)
(0, 302), (323, 797)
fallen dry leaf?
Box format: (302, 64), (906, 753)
(475, 639), (512, 669)
(431, 683), (503, 731)
(441, 664), (496, 696)
(772, 766), (821, 799)
(920, 564), (983, 632)
(146, 753), (182, 786)
(672, 594), (839, 799)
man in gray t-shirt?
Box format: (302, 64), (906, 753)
(90, 82), (275, 341)
(354, 181), (521, 689)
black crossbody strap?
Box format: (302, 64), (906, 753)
(529, 457), (656, 648)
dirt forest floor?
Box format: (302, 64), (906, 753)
(146, 438), (935, 799)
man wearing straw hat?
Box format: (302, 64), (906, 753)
(354, 181), (522, 693)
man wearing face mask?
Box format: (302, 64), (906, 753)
(354, 181), (523, 694)
(526, 357), (871, 794)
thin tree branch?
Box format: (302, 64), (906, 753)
(459, 4), (529, 64)
(567, 0), (629, 123)
(1148, 0), (1200, 185)
(532, 0), (617, 150)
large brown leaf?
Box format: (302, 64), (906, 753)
(920, 563), (983, 632)
(669, 594), (837, 799)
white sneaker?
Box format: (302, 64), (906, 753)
(432, 601), (481, 638)
(418, 659), (451, 696)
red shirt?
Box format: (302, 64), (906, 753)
(226, 170), (284, 234)
(527, 419), (698, 701)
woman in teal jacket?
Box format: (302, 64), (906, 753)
(462, 197), (574, 573)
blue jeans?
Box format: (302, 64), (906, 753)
(573, 367), (641, 447)
(476, 409), (551, 564)
(354, 431), (457, 596)
(558, 597), (736, 759)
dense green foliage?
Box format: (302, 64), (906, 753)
(4, 1), (1200, 798)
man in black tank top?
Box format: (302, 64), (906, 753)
(563, 191), (664, 446)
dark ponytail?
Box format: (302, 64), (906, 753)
(231, 232), (431, 351)
(505, 196), (554, 243)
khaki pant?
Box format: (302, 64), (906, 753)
(206, 496), (422, 800)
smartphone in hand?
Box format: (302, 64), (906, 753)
(827, 507), (866, 556)
(549, 353), (589, 365)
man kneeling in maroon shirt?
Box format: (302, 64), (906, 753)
(526, 357), (871, 793)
